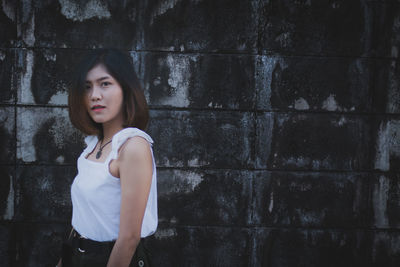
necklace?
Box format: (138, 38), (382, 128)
(96, 139), (112, 159)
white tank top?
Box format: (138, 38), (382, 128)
(70, 127), (158, 241)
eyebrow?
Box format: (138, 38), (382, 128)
(85, 76), (112, 83)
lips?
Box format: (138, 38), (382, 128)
(91, 105), (105, 110)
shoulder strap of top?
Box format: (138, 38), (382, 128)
(106, 127), (154, 163)
(82, 135), (98, 156)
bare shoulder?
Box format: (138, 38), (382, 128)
(118, 136), (152, 162)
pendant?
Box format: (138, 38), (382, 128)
(96, 150), (102, 159)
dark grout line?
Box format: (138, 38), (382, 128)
(10, 163), (400, 175)
(3, 103), (400, 117)
(7, 221), (400, 233)
(0, 46), (399, 61)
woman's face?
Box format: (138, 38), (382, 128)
(84, 64), (124, 126)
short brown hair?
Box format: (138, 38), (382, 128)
(68, 48), (149, 138)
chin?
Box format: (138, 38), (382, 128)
(94, 119), (109, 124)
(90, 115), (108, 124)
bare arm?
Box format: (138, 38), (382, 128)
(106, 137), (153, 267)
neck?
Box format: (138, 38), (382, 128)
(101, 121), (124, 143)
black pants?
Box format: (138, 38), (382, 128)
(62, 231), (151, 267)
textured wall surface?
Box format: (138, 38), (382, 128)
(1, 0), (400, 266)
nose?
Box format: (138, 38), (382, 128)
(89, 85), (102, 101)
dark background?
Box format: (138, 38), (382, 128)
(1, 0), (400, 266)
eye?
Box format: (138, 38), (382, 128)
(101, 81), (111, 87)
(85, 84), (91, 90)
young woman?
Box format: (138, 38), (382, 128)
(57, 48), (157, 267)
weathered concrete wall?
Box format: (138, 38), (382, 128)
(1, 0), (400, 266)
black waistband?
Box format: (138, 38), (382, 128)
(70, 229), (146, 254)
(71, 229), (116, 253)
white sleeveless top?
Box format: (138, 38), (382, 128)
(70, 127), (158, 241)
